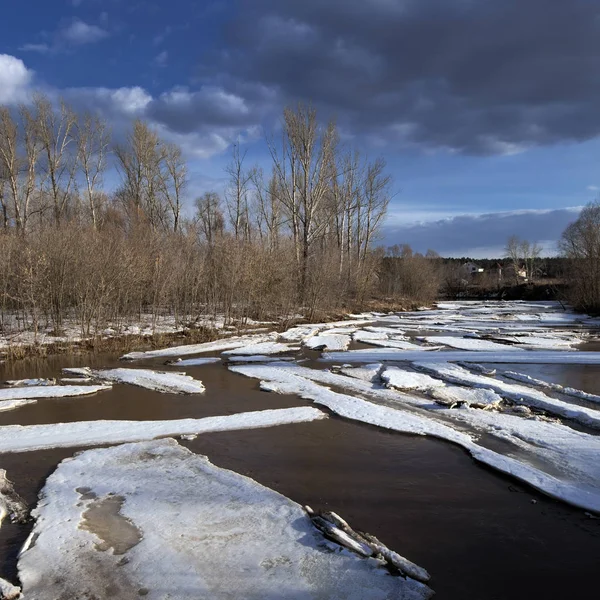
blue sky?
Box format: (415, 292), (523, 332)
(1, 0), (599, 256)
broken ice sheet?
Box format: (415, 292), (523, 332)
(414, 362), (600, 430)
(18, 439), (433, 600)
(88, 368), (206, 394)
(0, 384), (111, 402)
(120, 332), (278, 360)
(304, 334), (351, 351)
(231, 363), (600, 513)
(381, 367), (446, 392)
(0, 407), (326, 453)
(222, 341), (300, 356)
(166, 357), (221, 367)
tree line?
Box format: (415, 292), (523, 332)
(0, 97), (407, 339)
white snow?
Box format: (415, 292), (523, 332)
(352, 330), (389, 341)
(231, 363), (600, 513)
(0, 469), (27, 527)
(429, 386), (503, 408)
(304, 334), (351, 351)
(3, 378), (55, 387)
(18, 439), (432, 600)
(0, 384), (111, 402)
(414, 362), (600, 429)
(167, 357), (221, 367)
(90, 368), (206, 394)
(222, 341), (300, 356)
(502, 371), (600, 406)
(0, 407), (326, 453)
(226, 355), (296, 363)
(361, 338), (432, 350)
(339, 363), (383, 383)
(381, 367), (446, 391)
(419, 336), (522, 352)
(120, 332), (278, 360)
(277, 326), (320, 342)
(0, 398), (37, 412)
(490, 335), (580, 350)
(0, 578), (20, 600)
(322, 349), (600, 364)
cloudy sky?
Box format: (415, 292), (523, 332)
(2, 0), (599, 256)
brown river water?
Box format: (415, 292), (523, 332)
(0, 349), (599, 600)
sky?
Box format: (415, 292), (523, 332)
(1, 0), (599, 256)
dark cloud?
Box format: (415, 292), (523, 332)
(380, 208), (582, 257)
(204, 0), (600, 154)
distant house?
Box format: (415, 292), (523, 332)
(505, 263), (528, 282)
(462, 262), (485, 276)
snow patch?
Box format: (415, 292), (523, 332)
(18, 439), (432, 600)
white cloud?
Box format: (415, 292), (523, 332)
(0, 55), (33, 104)
(587, 185), (599, 192)
(154, 51), (168, 67)
(19, 43), (50, 53)
(61, 19), (109, 45)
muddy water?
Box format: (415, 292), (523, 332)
(0, 351), (599, 599)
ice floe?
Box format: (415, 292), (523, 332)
(0, 578), (20, 600)
(0, 407), (326, 453)
(0, 399), (37, 413)
(166, 357), (221, 367)
(18, 439), (432, 600)
(226, 355), (296, 363)
(419, 336), (521, 352)
(231, 363), (600, 512)
(429, 386), (503, 409)
(361, 338), (432, 350)
(120, 332), (278, 360)
(3, 378), (56, 387)
(0, 469), (27, 527)
(86, 368), (206, 394)
(381, 367), (446, 391)
(304, 334), (351, 351)
(323, 349), (600, 364)
(222, 341), (300, 356)
(414, 362), (600, 429)
(338, 363), (383, 383)
(502, 371), (600, 406)
(0, 384), (111, 402)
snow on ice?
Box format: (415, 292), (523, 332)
(18, 439), (432, 600)
(87, 368), (206, 394)
(414, 362), (600, 429)
(381, 367), (446, 391)
(304, 334), (351, 351)
(0, 408), (326, 453)
(231, 362), (600, 513)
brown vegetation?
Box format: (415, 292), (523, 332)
(0, 98), (432, 354)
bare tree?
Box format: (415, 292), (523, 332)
(160, 142), (187, 233)
(225, 143), (253, 240)
(35, 95), (78, 225)
(76, 112), (110, 229)
(195, 192), (224, 245)
(268, 104), (338, 300)
(560, 202), (600, 311)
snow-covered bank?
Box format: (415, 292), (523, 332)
(19, 439), (433, 600)
(0, 408), (326, 453)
